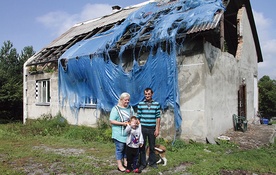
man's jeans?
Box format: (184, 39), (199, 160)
(139, 126), (156, 167)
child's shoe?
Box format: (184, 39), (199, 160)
(125, 169), (131, 173)
(133, 168), (141, 173)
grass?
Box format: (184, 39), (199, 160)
(0, 115), (275, 175)
(270, 120), (276, 125)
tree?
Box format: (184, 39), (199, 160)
(258, 75), (276, 119)
(0, 41), (35, 122)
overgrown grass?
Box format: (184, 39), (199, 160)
(0, 115), (275, 175)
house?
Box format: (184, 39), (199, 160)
(23, 0), (263, 142)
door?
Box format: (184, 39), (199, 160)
(238, 84), (246, 117)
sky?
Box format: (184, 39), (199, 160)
(0, 0), (275, 79)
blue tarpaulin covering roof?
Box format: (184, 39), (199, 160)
(58, 0), (225, 130)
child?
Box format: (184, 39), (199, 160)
(125, 116), (144, 173)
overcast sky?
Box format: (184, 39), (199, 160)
(0, 0), (275, 79)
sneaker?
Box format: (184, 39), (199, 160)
(125, 169), (131, 173)
(138, 165), (146, 171)
(149, 164), (158, 169)
(133, 168), (141, 173)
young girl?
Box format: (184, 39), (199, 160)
(125, 116), (144, 173)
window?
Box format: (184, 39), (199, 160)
(36, 79), (50, 104)
(84, 96), (97, 108)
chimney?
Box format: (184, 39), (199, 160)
(112, 5), (121, 13)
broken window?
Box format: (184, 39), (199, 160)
(222, 0), (238, 56)
(223, 13), (238, 56)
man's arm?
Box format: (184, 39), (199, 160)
(155, 117), (160, 137)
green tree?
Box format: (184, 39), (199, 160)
(0, 41), (35, 122)
(258, 75), (276, 119)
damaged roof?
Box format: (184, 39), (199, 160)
(26, 0), (263, 66)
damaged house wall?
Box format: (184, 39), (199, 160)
(23, 0), (262, 142)
(177, 6), (259, 142)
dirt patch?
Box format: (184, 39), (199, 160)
(215, 124), (276, 175)
(222, 123), (276, 150)
(12, 145), (116, 175)
(33, 145), (85, 156)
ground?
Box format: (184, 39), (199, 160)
(108, 123), (276, 175)
(211, 123), (276, 175)
(7, 123), (276, 175)
(223, 123), (275, 150)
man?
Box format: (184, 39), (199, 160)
(137, 87), (161, 170)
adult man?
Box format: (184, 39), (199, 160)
(137, 87), (161, 170)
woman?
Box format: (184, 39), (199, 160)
(109, 92), (134, 172)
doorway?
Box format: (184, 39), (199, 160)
(238, 84), (246, 117)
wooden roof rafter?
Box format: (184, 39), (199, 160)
(26, 22), (120, 66)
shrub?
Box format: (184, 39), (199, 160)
(24, 113), (69, 136)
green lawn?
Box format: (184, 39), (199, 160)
(0, 116), (275, 175)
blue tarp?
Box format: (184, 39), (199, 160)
(58, 0), (224, 130)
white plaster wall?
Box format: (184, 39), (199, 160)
(176, 48), (237, 142)
(24, 71), (99, 127)
(24, 72), (60, 120)
(59, 104), (99, 127)
(178, 54), (207, 142)
(161, 108), (177, 140)
(204, 43), (238, 140)
(236, 7), (259, 121)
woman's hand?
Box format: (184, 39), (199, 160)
(124, 121), (129, 126)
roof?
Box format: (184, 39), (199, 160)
(25, 0), (263, 66)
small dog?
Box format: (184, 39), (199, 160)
(146, 144), (167, 166)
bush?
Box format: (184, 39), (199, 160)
(3, 113), (113, 144)
(24, 113), (69, 136)
(63, 125), (112, 143)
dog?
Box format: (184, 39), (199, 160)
(146, 144), (167, 166)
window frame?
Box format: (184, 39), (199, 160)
(35, 79), (51, 106)
(83, 96), (97, 108)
